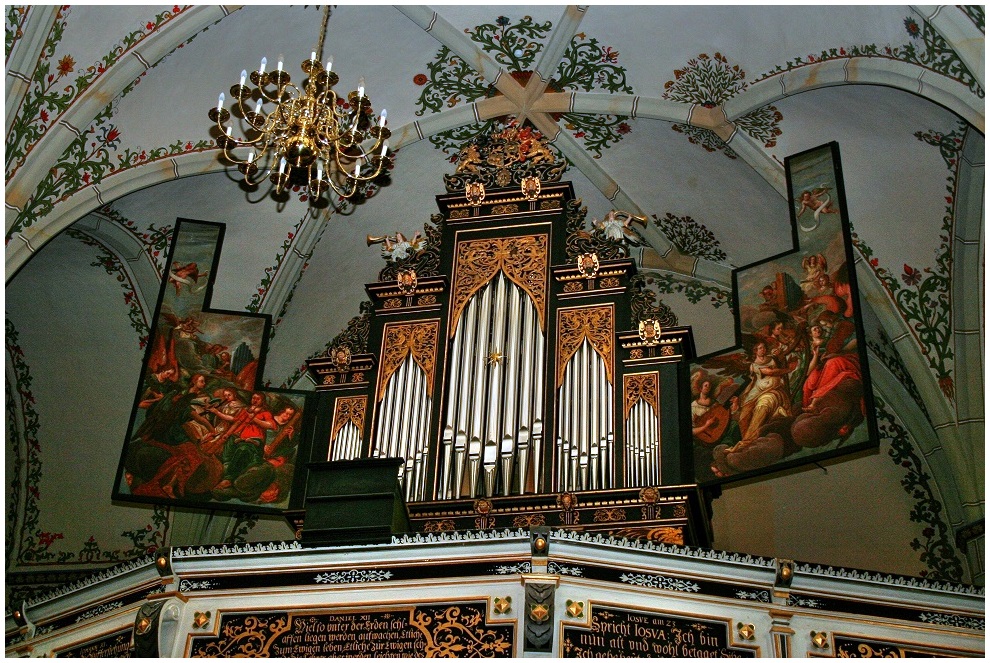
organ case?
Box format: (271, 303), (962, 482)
(305, 129), (709, 545)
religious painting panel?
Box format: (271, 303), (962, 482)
(691, 143), (878, 484)
(113, 220), (313, 513)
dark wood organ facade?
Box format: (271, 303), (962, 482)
(306, 175), (704, 542)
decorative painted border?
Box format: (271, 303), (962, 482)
(93, 203), (174, 277)
(875, 396), (965, 581)
(65, 228), (150, 349)
(7, 94), (214, 240)
(852, 121), (965, 401)
(6, 5), (192, 181)
(755, 14), (982, 98)
(5, 5), (28, 59)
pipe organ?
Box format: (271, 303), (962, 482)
(306, 125), (707, 543)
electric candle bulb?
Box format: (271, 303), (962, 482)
(379, 109), (387, 127)
(247, 150), (255, 163)
(358, 77), (365, 99)
(310, 51), (317, 62)
(217, 92), (225, 109)
(259, 57), (267, 75)
(381, 141), (388, 158)
(225, 126), (232, 137)
(277, 54), (283, 73)
(325, 56), (333, 72)
(255, 99), (263, 114)
(239, 70), (247, 87)
(316, 160), (323, 182)
(279, 157), (286, 175)
(354, 157), (361, 178)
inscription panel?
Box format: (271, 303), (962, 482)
(188, 602), (514, 658)
(834, 635), (972, 658)
(54, 628), (132, 658)
(562, 604), (756, 658)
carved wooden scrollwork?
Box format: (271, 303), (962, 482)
(556, 306), (613, 388)
(378, 321), (439, 401)
(331, 396), (367, 441)
(449, 235), (548, 337)
(623, 373), (660, 421)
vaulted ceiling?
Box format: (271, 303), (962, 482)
(5, 5), (985, 599)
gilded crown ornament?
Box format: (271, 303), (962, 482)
(208, 6), (391, 202)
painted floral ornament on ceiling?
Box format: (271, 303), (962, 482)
(755, 14), (983, 98)
(414, 15), (634, 158)
(663, 52), (783, 159)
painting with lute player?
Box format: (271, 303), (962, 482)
(691, 371), (743, 446)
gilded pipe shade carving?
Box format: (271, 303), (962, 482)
(377, 321), (439, 401)
(330, 396), (367, 441)
(556, 306), (614, 388)
(449, 235), (548, 338)
(623, 373), (660, 421)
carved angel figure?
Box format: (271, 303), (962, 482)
(592, 210), (647, 243)
(382, 231), (425, 261)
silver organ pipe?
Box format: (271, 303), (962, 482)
(554, 339), (613, 491)
(440, 273), (546, 499)
(624, 397), (659, 487)
(329, 422), (362, 461)
(372, 353), (432, 499)
(469, 281), (493, 446)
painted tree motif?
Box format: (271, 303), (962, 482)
(662, 52), (783, 158)
(414, 15), (634, 158)
(651, 212), (729, 263)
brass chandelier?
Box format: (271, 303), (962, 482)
(208, 6), (391, 201)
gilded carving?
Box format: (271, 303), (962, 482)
(383, 297), (403, 309)
(610, 526), (684, 545)
(600, 277), (620, 288)
(556, 306), (614, 388)
(540, 200), (560, 210)
(423, 519), (456, 533)
(638, 318), (662, 345)
(593, 508), (626, 523)
(512, 514), (547, 528)
(491, 203), (520, 215)
(629, 348), (643, 360)
(737, 623), (756, 641)
(417, 294), (438, 306)
(329, 345), (352, 370)
(493, 597), (512, 615)
(623, 373), (659, 421)
(563, 281), (584, 293)
(331, 396), (367, 442)
(449, 209), (471, 219)
(450, 235), (548, 337)
(351, 372), (365, 383)
(378, 321), (439, 401)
